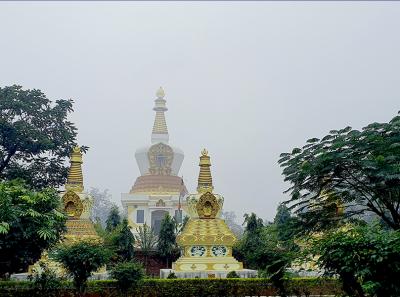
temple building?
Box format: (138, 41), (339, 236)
(161, 150), (256, 278)
(121, 88), (188, 235)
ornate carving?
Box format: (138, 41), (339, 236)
(156, 199), (166, 207)
(62, 191), (83, 218)
(190, 246), (206, 257)
(196, 192), (220, 219)
(211, 246), (227, 257)
(148, 143), (174, 175)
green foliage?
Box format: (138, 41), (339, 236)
(110, 261), (144, 294)
(226, 271), (240, 278)
(105, 205), (121, 232)
(157, 214), (178, 267)
(51, 241), (111, 294)
(105, 218), (135, 264)
(166, 272), (177, 279)
(234, 210), (300, 297)
(308, 223), (400, 297)
(0, 180), (66, 278)
(29, 262), (62, 297)
(279, 112), (400, 231)
(0, 278), (343, 297)
(135, 223), (157, 273)
(0, 85), (82, 190)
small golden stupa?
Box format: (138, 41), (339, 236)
(30, 147), (100, 274)
(62, 146), (99, 242)
(167, 150), (255, 278)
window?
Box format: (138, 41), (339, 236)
(175, 209), (182, 223)
(136, 210), (144, 223)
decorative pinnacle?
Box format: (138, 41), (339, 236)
(152, 87), (169, 140)
(156, 87), (165, 98)
(197, 149), (214, 193)
(65, 146), (84, 193)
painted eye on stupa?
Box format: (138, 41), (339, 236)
(211, 246), (227, 257)
(190, 246), (206, 257)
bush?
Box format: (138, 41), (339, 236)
(166, 272), (177, 279)
(29, 262), (62, 296)
(226, 271), (240, 278)
(0, 277), (342, 297)
(110, 261), (144, 293)
(51, 241), (111, 294)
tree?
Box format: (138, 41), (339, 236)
(110, 261), (144, 296)
(274, 203), (300, 242)
(105, 205), (121, 232)
(222, 211), (244, 238)
(157, 214), (178, 268)
(308, 224), (400, 297)
(135, 223), (157, 273)
(51, 241), (111, 294)
(279, 112), (400, 231)
(234, 210), (299, 297)
(89, 188), (114, 228)
(0, 85), (82, 189)
(0, 180), (66, 278)
(106, 218), (135, 264)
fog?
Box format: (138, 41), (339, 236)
(1, 2), (399, 222)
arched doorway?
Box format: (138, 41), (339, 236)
(151, 210), (169, 235)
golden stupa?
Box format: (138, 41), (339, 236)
(30, 147), (100, 274)
(166, 150), (255, 278)
(62, 146), (99, 241)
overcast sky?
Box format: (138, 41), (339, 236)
(1, 2), (399, 222)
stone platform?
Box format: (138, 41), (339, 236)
(160, 269), (257, 279)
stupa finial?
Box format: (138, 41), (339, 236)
(156, 86), (165, 98)
(197, 149), (214, 193)
(151, 87), (169, 143)
(65, 146), (84, 193)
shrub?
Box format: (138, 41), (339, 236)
(226, 271), (240, 278)
(29, 262), (62, 296)
(166, 272), (177, 279)
(110, 261), (144, 294)
(51, 241), (111, 294)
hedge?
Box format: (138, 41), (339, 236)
(0, 278), (342, 297)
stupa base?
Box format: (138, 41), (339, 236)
(160, 268), (257, 279)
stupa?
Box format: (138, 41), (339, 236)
(121, 88), (188, 235)
(161, 150), (257, 278)
(30, 147), (101, 274)
(61, 146), (100, 242)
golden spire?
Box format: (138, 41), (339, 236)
(197, 149), (214, 193)
(65, 146), (84, 193)
(151, 87), (169, 143)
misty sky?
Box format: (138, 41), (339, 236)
(1, 2), (399, 222)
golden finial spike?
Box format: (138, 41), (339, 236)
(197, 149), (213, 193)
(65, 146), (84, 193)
